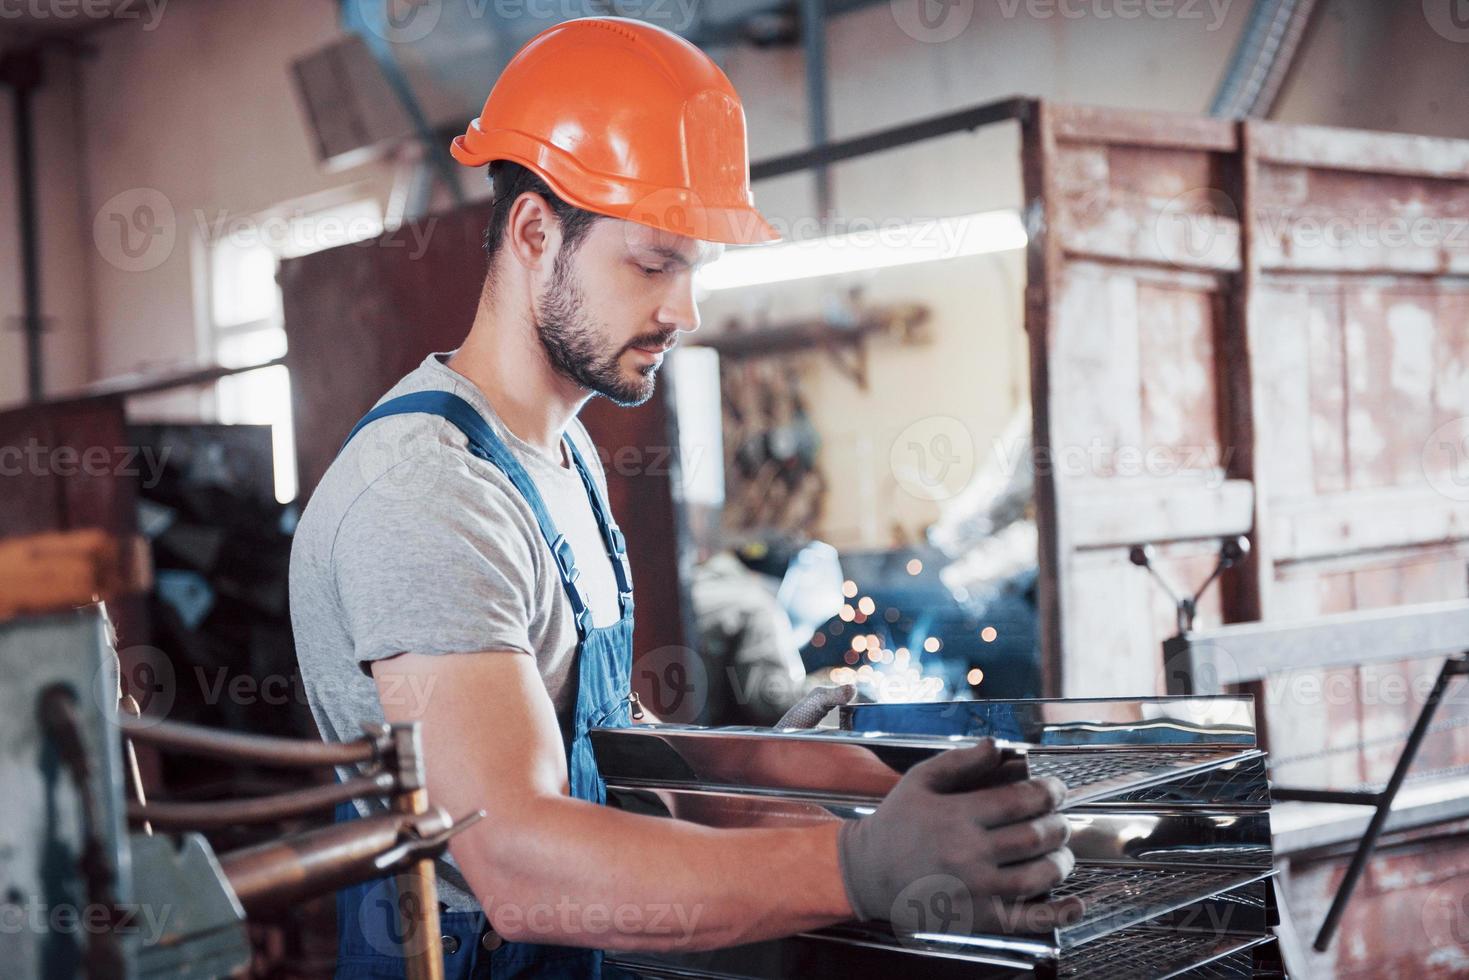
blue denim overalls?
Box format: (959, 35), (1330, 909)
(330, 391), (636, 979)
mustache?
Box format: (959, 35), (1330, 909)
(624, 331), (678, 355)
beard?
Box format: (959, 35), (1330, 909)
(534, 250), (672, 407)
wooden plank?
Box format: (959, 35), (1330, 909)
(1251, 119), (1469, 180)
(1049, 103), (1237, 152)
(0, 529), (152, 622)
(1021, 100), (1066, 698)
(1064, 478), (1253, 550)
(1269, 488), (1469, 563)
(1175, 599), (1469, 687)
(1059, 198), (1241, 271)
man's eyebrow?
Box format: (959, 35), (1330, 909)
(639, 244), (694, 267)
(637, 243), (719, 269)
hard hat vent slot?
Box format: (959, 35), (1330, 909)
(586, 21), (639, 42)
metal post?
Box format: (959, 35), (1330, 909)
(798, 0), (832, 221)
(1312, 651), (1469, 950)
(1, 47), (45, 401)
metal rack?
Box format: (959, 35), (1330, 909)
(594, 695), (1282, 978)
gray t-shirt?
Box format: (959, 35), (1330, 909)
(289, 351), (620, 910)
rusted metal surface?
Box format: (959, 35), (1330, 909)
(1281, 824), (1469, 978)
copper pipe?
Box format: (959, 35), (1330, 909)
(127, 773), (395, 830)
(389, 724), (444, 980)
(117, 714), (382, 768)
(218, 809), (449, 915)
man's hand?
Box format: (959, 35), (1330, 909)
(837, 739), (1083, 936)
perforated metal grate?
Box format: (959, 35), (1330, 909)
(1049, 865), (1266, 948)
(1030, 750), (1230, 788)
(1102, 755), (1272, 806)
(1059, 928), (1263, 979)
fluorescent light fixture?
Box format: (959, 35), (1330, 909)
(697, 208), (1027, 292)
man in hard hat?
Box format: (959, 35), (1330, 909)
(290, 17), (1079, 979)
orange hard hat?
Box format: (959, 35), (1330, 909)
(450, 17), (779, 246)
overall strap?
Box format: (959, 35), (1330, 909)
(563, 439), (634, 616)
(342, 391), (596, 637)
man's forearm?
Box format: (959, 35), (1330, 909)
(452, 795), (852, 952)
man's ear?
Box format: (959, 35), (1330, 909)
(504, 192), (559, 276)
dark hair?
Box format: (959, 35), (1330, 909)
(482, 160), (601, 268)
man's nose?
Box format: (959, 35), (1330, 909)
(657, 277), (701, 334)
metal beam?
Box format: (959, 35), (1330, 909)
(751, 97), (1033, 182)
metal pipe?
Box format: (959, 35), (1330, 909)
(388, 723), (445, 980)
(1, 47), (45, 401)
(751, 97), (1032, 183)
(127, 772), (396, 829)
(1312, 652), (1469, 951)
(118, 713), (383, 768)
(218, 809), (448, 915)
(799, 0), (832, 220)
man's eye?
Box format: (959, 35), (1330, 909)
(640, 265), (664, 276)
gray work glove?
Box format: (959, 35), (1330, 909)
(836, 739), (1084, 936)
(774, 684), (856, 729)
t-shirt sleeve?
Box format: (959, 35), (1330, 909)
(330, 454), (540, 672)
